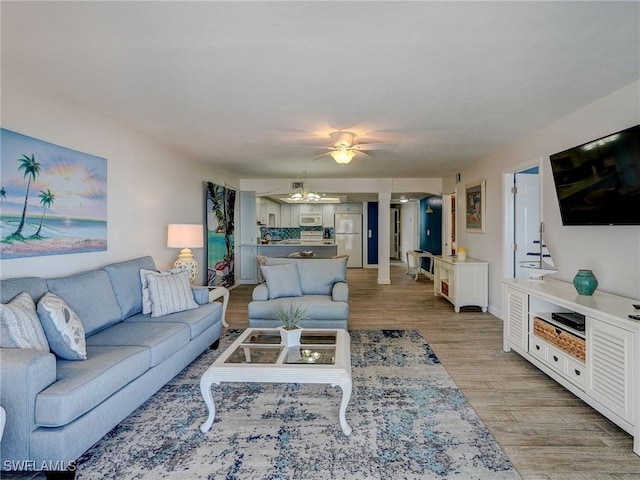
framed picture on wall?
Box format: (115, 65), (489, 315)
(465, 179), (485, 233)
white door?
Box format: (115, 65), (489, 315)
(514, 170), (540, 278)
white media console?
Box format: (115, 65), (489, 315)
(502, 277), (640, 456)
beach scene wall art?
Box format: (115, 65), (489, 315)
(205, 181), (235, 288)
(0, 128), (107, 259)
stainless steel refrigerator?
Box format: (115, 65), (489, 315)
(334, 213), (363, 268)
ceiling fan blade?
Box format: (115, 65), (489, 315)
(354, 143), (396, 151)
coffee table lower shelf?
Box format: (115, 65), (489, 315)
(199, 328), (352, 436)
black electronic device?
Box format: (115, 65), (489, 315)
(551, 312), (586, 331)
(549, 124), (640, 226)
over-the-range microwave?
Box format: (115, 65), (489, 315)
(299, 214), (323, 226)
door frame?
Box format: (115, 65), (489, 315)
(442, 190), (456, 256)
(502, 157), (543, 279)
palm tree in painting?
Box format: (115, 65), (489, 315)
(34, 189), (55, 237)
(13, 154), (41, 236)
(0, 187), (6, 209)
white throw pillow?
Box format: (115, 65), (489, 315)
(146, 269), (198, 318)
(37, 293), (87, 360)
(0, 292), (49, 351)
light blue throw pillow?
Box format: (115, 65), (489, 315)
(37, 293), (87, 360)
(260, 263), (303, 300)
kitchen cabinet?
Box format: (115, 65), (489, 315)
(322, 204), (335, 227)
(290, 204), (300, 227)
(502, 277), (640, 456)
(434, 256), (488, 312)
(299, 204), (323, 214)
(280, 204), (291, 227)
(239, 245), (258, 283)
(335, 203), (363, 214)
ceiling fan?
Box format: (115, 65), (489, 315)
(296, 131), (390, 165)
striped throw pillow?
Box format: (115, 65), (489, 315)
(0, 292), (49, 351)
(146, 269), (198, 318)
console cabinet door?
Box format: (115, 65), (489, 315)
(503, 286), (528, 353)
(587, 318), (634, 423)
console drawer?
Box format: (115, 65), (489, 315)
(533, 317), (585, 362)
(529, 336), (546, 361)
(566, 357), (586, 389)
(546, 344), (567, 371)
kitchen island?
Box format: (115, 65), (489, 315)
(257, 242), (337, 258)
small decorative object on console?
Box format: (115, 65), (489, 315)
(573, 269), (598, 296)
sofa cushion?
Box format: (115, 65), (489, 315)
(37, 293), (87, 361)
(0, 292), (49, 351)
(145, 270), (198, 317)
(140, 268), (183, 314)
(85, 321), (190, 367)
(125, 301), (222, 340)
(248, 295), (349, 321)
(0, 277), (48, 304)
(35, 345), (150, 427)
(103, 256), (156, 319)
(264, 257), (347, 295)
(46, 270), (121, 336)
(261, 263), (303, 299)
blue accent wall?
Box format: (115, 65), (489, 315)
(419, 196), (443, 269)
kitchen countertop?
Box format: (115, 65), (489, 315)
(257, 243), (338, 258)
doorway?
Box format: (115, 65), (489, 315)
(442, 191), (456, 256)
(390, 207), (400, 260)
(503, 159), (542, 278)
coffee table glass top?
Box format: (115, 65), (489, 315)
(223, 329), (337, 365)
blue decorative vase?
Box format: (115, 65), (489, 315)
(573, 269), (598, 296)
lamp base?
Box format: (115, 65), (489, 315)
(174, 248), (198, 284)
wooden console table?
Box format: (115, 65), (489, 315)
(434, 256), (488, 312)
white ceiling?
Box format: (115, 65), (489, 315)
(2, 1), (639, 182)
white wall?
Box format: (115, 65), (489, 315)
(454, 80), (640, 313)
(1, 73), (239, 284)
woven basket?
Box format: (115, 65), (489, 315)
(533, 317), (586, 362)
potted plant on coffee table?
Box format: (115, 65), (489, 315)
(275, 303), (307, 347)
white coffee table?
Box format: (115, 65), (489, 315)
(199, 328), (352, 435)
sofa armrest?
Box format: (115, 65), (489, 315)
(191, 286), (209, 305)
(0, 348), (56, 462)
(252, 283), (269, 301)
(332, 282), (349, 302)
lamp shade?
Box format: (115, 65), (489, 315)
(167, 224), (204, 248)
(330, 149), (356, 165)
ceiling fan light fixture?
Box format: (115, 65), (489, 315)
(329, 131), (355, 147)
(330, 149), (356, 165)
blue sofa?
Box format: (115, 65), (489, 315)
(248, 256), (349, 329)
(0, 256), (224, 477)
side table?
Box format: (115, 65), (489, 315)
(406, 250), (434, 281)
(208, 286), (229, 327)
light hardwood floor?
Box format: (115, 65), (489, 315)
(225, 263), (640, 480)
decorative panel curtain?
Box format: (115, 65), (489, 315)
(205, 182), (236, 288)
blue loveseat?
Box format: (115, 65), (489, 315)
(0, 256), (224, 477)
(248, 256), (349, 329)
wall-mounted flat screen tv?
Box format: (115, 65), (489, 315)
(549, 124), (640, 225)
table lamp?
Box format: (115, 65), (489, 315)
(167, 224), (204, 283)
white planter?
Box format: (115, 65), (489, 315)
(279, 327), (302, 347)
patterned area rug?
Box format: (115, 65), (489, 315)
(76, 330), (521, 480)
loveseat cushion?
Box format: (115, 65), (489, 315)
(85, 321), (190, 367)
(125, 301), (222, 340)
(35, 345), (149, 427)
(46, 270), (121, 336)
(248, 295), (349, 321)
(103, 256), (156, 319)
